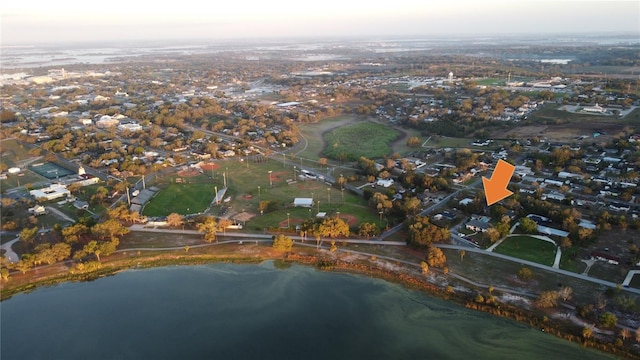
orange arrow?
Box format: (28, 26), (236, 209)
(482, 159), (515, 206)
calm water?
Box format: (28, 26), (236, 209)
(1, 262), (614, 360)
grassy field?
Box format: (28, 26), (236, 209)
(297, 116), (358, 160)
(493, 235), (557, 266)
(323, 121), (401, 161)
(144, 175), (216, 216)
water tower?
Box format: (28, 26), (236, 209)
(448, 71), (453, 83)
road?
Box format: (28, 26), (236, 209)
(0, 237), (20, 263)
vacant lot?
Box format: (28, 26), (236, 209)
(323, 121), (401, 161)
(502, 105), (640, 143)
(494, 235), (557, 266)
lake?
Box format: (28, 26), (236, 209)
(0, 262), (614, 360)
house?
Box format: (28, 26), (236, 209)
(466, 220), (491, 232)
(459, 198), (474, 206)
(28, 205), (47, 216)
(376, 178), (394, 188)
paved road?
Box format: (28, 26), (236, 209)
(0, 237), (20, 263)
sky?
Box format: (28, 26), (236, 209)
(1, 0), (638, 45)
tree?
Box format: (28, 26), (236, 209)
(358, 222), (380, 239)
(636, 327), (640, 342)
(62, 223), (89, 244)
(197, 216), (217, 243)
(459, 250), (466, 262)
(426, 246), (447, 268)
(558, 286), (573, 302)
(91, 219), (129, 241)
(272, 234), (293, 252)
(318, 158), (328, 168)
(621, 328), (630, 341)
(406, 216), (450, 248)
(1, 267), (9, 281)
(517, 267), (533, 281)
(518, 217), (538, 234)
(599, 312), (617, 328)
(407, 137), (421, 147)
(329, 240), (337, 252)
(420, 261), (429, 274)
(536, 290), (559, 308)
(166, 213), (184, 228)
(317, 216), (350, 238)
(19, 226), (39, 244)
(483, 227), (501, 243)
(582, 326), (593, 341)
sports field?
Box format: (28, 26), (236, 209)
(143, 176), (216, 216)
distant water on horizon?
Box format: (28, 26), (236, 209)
(0, 262), (616, 360)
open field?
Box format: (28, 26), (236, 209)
(323, 121), (401, 161)
(493, 235), (557, 266)
(297, 115), (359, 160)
(441, 248), (618, 305)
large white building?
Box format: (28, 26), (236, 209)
(30, 184), (70, 201)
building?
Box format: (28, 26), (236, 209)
(293, 198), (313, 208)
(30, 184), (70, 201)
(28, 205), (47, 216)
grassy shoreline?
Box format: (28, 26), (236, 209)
(1, 246), (637, 359)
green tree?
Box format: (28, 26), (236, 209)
(197, 216), (217, 243)
(61, 224), (89, 244)
(1, 267), (9, 280)
(426, 246), (447, 268)
(518, 217), (538, 234)
(272, 234), (293, 252)
(19, 226), (39, 244)
(599, 312), (618, 328)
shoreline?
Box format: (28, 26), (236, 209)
(1, 245), (638, 359)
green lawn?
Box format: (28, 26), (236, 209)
(143, 176), (216, 216)
(493, 235), (557, 266)
(323, 121), (401, 161)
